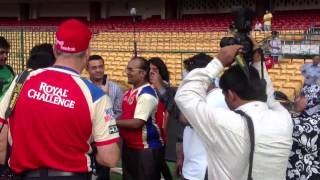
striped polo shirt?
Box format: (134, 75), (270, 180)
(119, 84), (164, 150)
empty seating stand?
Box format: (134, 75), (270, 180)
(268, 58), (306, 100)
(0, 10), (315, 88)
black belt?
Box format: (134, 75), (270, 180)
(23, 168), (89, 178)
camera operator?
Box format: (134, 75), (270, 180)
(174, 38), (293, 179)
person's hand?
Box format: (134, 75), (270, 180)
(149, 71), (163, 91)
(175, 156), (183, 177)
(217, 45), (242, 67)
(100, 84), (109, 95)
(175, 143), (184, 177)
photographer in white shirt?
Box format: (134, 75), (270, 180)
(177, 53), (229, 180)
(175, 40), (293, 180)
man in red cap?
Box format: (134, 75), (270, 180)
(0, 19), (120, 180)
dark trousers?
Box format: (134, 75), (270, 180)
(0, 175), (90, 180)
(161, 162), (172, 180)
(21, 173), (91, 180)
(122, 145), (163, 180)
(22, 177), (89, 180)
(95, 163), (110, 180)
(21, 169), (91, 180)
(160, 146), (172, 180)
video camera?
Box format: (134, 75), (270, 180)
(221, 8), (254, 63)
(221, 8), (265, 78)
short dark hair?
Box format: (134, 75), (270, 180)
(149, 57), (170, 82)
(88, 55), (104, 62)
(0, 36), (10, 49)
(219, 65), (267, 102)
(26, 43), (55, 70)
(184, 53), (212, 72)
(272, 31), (278, 36)
(132, 56), (149, 81)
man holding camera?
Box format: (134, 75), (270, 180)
(175, 40), (293, 179)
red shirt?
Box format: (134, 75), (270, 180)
(265, 56), (274, 69)
(155, 100), (167, 143)
(0, 66), (119, 173)
(119, 84), (164, 150)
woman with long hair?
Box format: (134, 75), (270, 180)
(149, 57), (177, 180)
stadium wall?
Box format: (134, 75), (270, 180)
(0, 3), (19, 18)
(274, 0), (320, 11)
(0, 0), (319, 20)
(108, 0), (165, 19)
(180, 0), (255, 14)
(38, 2), (89, 18)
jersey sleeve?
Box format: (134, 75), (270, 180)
(92, 95), (120, 146)
(134, 93), (158, 121)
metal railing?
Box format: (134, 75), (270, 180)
(1, 26), (319, 76)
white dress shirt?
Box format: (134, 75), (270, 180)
(183, 88), (228, 180)
(183, 126), (207, 180)
(175, 58), (293, 180)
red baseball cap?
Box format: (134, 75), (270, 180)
(55, 19), (92, 53)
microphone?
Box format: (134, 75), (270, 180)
(234, 53), (249, 78)
(130, 8), (137, 16)
(130, 8), (137, 57)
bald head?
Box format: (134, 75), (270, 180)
(134, 57), (150, 77)
(126, 57), (150, 87)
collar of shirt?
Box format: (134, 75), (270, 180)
(235, 101), (268, 115)
(49, 65), (80, 76)
(128, 83), (152, 97)
(131, 83), (151, 92)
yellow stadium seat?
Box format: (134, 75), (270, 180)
(289, 76), (304, 84)
(280, 59), (291, 64)
(279, 88), (295, 101)
(291, 59), (304, 65)
(273, 81), (283, 89)
(268, 69), (280, 75)
(283, 81), (302, 95)
(305, 59), (313, 63)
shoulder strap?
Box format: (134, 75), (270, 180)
(234, 110), (255, 180)
(4, 69), (32, 120)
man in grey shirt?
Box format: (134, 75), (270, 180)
(86, 54), (123, 180)
(301, 55), (320, 85)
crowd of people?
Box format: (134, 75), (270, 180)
(0, 18), (319, 180)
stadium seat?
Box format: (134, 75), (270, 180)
(279, 88), (295, 101)
(1, 9), (317, 87)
